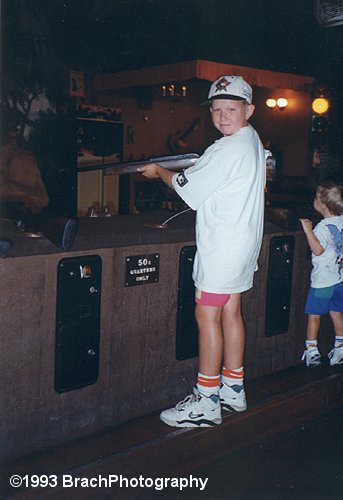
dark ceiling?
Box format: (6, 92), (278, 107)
(3, 0), (343, 78)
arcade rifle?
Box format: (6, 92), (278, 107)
(77, 153), (200, 175)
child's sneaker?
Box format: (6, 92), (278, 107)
(301, 347), (321, 367)
(219, 382), (247, 412)
(159, 387), (222, 428)
(328, 345), (343, 366)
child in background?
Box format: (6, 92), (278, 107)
(300, 181), (343, 367)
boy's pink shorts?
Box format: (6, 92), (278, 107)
(195, 288), (231, 307)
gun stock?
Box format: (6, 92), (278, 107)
(101, 153), (199, 176)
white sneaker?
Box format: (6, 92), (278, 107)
(328, 345), (343, 366)
(159, 387), (222, 428)
(219, 382), (247, 412)
(301, 347), (321, 367)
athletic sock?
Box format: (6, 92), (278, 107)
(305, 340), (318, 349)
(221, 366), (244, 392)
(334, 336), (343, 348)
(197, 372), (220, 398)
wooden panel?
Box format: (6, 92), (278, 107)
(0, 243), (197, 462)
(0, 230), (336, 463)
(106, 243), (198, 421)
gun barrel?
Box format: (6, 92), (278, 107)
(78, 153), (199, 176)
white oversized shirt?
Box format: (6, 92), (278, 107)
(311, 215), (343, 288)
(172, 124), (267, 294)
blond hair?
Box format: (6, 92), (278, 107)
(317, 181), (343, 215)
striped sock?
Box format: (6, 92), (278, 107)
(197, 372), (220, 396)
(334, 336), (343, 348)
(305, 340), (318, 349)
(221, 366), (244, 388)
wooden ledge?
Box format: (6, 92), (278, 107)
(3, 364), (343, 499)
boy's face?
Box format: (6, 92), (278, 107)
(210, 99), (255, 136)
(314, 191), (326, 216)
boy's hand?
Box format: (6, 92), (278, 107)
(137, 162), (175, 189)
(137, 163), (160, 179)
(299, 218), (313, 233)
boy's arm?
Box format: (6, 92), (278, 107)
(299, 218), (324, 256)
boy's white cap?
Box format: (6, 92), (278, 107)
(206, 75), (252, 104)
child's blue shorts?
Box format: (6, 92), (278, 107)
(305, 281), (343, 315)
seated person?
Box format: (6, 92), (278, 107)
(0, 131), (49, 216)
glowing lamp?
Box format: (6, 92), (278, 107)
(161, 83), (187, 98)
(266, 98), (276, 108)
(312, 97), (329, 114)
(276, 98), (288, 109)
(266, 97), (288, 110)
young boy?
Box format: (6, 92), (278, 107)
(300, 181), (343, 367)
(138, 75), (267, 427)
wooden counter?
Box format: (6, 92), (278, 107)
(0, 212), (334, 463)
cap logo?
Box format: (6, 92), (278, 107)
(215, 77), (230, 92)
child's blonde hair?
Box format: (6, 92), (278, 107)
(317, 181), (343, 215)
